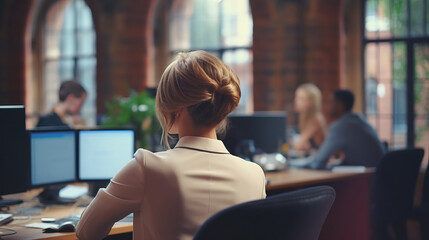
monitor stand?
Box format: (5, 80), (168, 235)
(37, 185), (76, 205)
(87, 181), (109, 197)
(0, 197), (23, 209)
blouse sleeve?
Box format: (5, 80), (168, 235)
(76, 149), (146, 240)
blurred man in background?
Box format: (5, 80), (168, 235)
(37, 80), (87, 128)
(307, 89), (385, 169)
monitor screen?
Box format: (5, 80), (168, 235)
(30, 130), (76, 186)
(78, 129), (135, 181)
(223, 112), (287, 155)
(0, 106), (29, 195)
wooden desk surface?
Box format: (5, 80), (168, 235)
(265, 167), (374, 191)
(2, 189), (132, 240)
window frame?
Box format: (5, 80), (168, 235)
(362, 0), (429, 148)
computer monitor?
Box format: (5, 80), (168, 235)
(78, 129), (135, 181)
(223, 112), (287, 156)
(0, 106), (29, 206)
(29, 129), (77, 187)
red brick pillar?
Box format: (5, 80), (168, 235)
(0, 0), (34, 105)
(250, 0), (341, 123)
(85, 0), (157, 114)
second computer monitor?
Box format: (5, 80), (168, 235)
(223, 112), (287, 155)
(30, 130), (77, 187)
(78, 129), (135, 181)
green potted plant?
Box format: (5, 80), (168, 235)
(103, 90), (160, 150)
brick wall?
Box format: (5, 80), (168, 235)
(86, 0), (156, 113)
(250, 0), (342, 124)
(0, 0), (33, 105)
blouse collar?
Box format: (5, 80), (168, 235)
(174, 136), (229, 154)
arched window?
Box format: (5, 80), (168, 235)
(43, 0), (96, 125)
(169, 0), (253, 113)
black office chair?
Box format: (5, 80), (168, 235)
(409, 159), (429, 239)
(372, 148), (424, 240)
(193, 186), (336, 240)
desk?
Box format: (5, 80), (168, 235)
(2, 190), (132, 240)
(265, 168), (374, 240)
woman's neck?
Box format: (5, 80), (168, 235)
(178, 127), (217, 140)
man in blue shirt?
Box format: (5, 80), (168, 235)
(307, 90), (385, 169)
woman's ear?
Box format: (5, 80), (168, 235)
(175, 107), (186, 120)
(169, 108), (185, 135)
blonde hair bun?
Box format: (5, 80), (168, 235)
(156, 51), (241, 145)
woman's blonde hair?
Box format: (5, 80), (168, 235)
(297, 83), (322, 130)
(156, 51), (241, 147)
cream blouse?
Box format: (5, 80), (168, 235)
(76, 136), (266, 240)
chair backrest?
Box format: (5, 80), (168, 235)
(372, 148), (424, 224)
(193, 186), (336, 240)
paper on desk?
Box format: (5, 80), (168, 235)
(25, 222), (58, 229)
(331, 166), (366, 173)
(59, 185), (88, 199)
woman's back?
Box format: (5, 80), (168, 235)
(137, 136), (265, 239)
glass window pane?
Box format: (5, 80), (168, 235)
(62, 2), (76, 32)
(392, 42), (407, 82)
(378, 43), (392, 81)
(169, 1), (193, 51)
(190, 0), (221, 49)
(365, 0), (380, 39)
(44, 61), (61, 112)
(410, 0), (424, 36)
(77, 57), (97, 126)
(76, 0), (94, 30)
(77, 30), (96, 55)
(365, 41), (407, 149)
(392, 42), (407, 148)
(45, 30), (61, 59)
(221, 0), (252, 47)
(60, 30), (76, 57)
(59, 59), (75, 80)
(427, 0), (429, 35)
(414, 44), (429, 160)
(390, 0), (408, 37)
(222, 50), (253, 113)
(365, 43), (378, 80)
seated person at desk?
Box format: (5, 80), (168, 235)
(76, 51), (266, 240)
(306, 89), (385, 169)
(293, 83), (327, 151)
(37, 80), (87, 128)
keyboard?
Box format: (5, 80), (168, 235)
(0, 199), (23, 208)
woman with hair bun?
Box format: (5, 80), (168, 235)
(76, 51), (266, 240)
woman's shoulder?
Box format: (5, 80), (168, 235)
(228, 154), (265, 174)
(306, 113), (327, 131)
(133, 148), (161, 165)
(314, 113), (326, 124)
